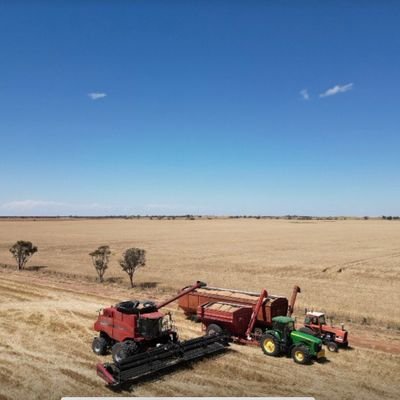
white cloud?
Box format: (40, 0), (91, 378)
(0, 200), (115, 216)
(0, 200), (66, 211)
(88, 92), (107, 100)
(300, 89), (310, 100)
(320, 83), (353, 98)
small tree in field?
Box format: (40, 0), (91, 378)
(119, 248), (146, 288)
(89, 245), (111, 283)
(9, 240), (38, 270)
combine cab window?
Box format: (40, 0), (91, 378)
(138, 317), (162, 339)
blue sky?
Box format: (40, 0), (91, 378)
(0, 1), (399, 216)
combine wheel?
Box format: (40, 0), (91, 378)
(92, 337), (108, 355)
(259, 334), (280, 356)
(291, 345), (311, 365)
(111, 342), (130, 363)
(327, 341), (338, 352)
(206, 324), (223, 336)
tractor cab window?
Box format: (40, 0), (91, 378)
(286, 321), (294, 332)
(311, 317), (318, 325)
(272, 321), (285, 333)
(304, 316), (311, 324)
(318, 315), (326, 325)
(273, 321), (294, 335)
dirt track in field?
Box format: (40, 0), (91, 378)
(0, 218), (399, 400)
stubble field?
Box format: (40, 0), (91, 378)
(0, 218), (399, 400)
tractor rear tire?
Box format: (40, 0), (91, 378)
(327, 341), (338, 352)
(260, 334), (280, 357)
(291, 345), (311, 365)
(299, 327), (318, 336)
(206, 324), (223, 336)
(92, 337), (108, 355)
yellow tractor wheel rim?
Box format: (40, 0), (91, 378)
(263, 339), (275, 353)
(295, 351), (304, 362)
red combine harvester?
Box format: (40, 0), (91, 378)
(94, 281), (230, 386)
(93, 281), (206, 362)
(300, 311), (349, 351)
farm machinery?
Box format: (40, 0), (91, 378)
(178, 284), (301, 324)
(195, 288), (325, 364)
(299, 311), (349, 351)
(93, 281), (325, 386)
(93, 281), (230, 385)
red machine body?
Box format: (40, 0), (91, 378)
(302, 312), (349, 350)
(196, 289), (271, 345)
(92, 281), (206, 362)
(178, 285), (301, 328)
(94, 308), (166, 344)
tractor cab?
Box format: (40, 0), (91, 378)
(271, 316), (295, 348)
(302, 311), (349, 351)
(272, 316), (295, 337)
(304, 312), (326, 328)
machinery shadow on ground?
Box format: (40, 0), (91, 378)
(134, 281), (159, 289)
(317, 357), (331, 365)
(25, 265), (48, 271)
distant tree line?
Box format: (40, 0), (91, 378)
(3, 215), (399, 221)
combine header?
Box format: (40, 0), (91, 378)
(97, 333), (228, 386)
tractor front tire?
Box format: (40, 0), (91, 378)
(206, 324), (223, 336)
(327, 341), (339, 352)
(291, 345), (311, 365)
(260, 334), (280, 357)
(92, 337), (108, 355)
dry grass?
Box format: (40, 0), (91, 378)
(0, 218), (399, 399)
(0, 219), (399, 327)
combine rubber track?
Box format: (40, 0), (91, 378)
(97, 334), (229, 386)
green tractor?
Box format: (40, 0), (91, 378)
(260, 316), (325, 364)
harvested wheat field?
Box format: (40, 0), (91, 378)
(0, 218), (399, 400)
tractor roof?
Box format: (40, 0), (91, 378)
(272, 316), (294, 324)
(307, 312), (325, 317)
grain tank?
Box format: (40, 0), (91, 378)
(178, 285), (300, 328)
